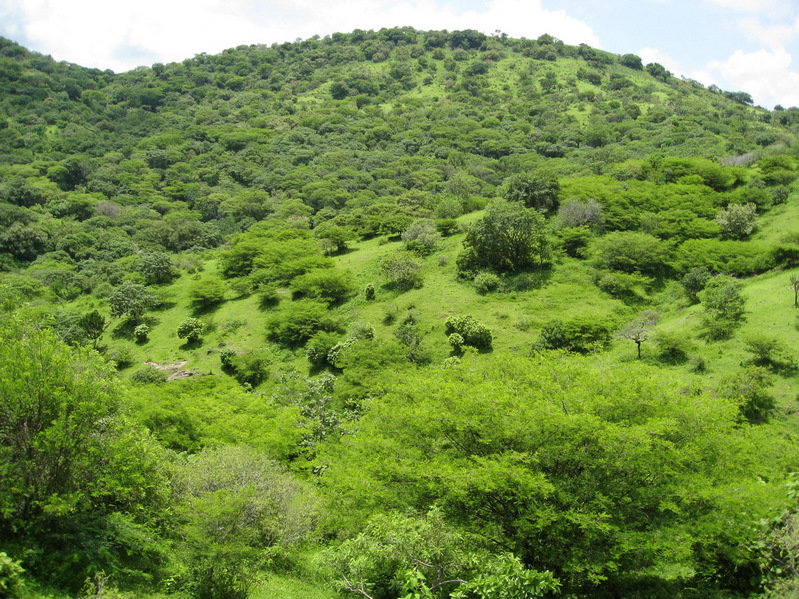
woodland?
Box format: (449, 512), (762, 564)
(3, 26), (799, 599)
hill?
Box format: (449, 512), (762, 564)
(2, 28), (799, 599)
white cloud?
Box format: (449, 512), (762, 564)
(703, 0), (778, 13)
(739, 16), (799, 48)
(2, 0), (600, 72)
(706, 46), (799, 108)
(637, 47), (684, 76)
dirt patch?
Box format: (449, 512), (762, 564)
(167, 369), (206, 382)
(145, 360), (188, 371)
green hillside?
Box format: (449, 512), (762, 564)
(3, 28), (799, 599)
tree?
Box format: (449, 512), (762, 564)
(504, 172), (560, 212)
(290, 268), (355, 304)
(698, 275), (746, 339)
(715, 203), (757, 239)
(138, 251), (178, 284)
(188, 276), (227, 312)
(177, 317), (204, 343)
(790, 273), (799, 307)
(0, 316), (169, 587)
(266, 299), (340, 345)
(401, 219), (441, 255)
(617, 311), (659, 359)
(457, 201), (550, 275)
(108, 281), (156, 323)
(590, 231), (670, 276)
(78, 309), (107, 348)
(321, 355), (788, 596)
(380, 251), (423, 290)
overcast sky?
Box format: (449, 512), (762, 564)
(1, 0), (798, 109)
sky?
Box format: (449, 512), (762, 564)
(1, 0), (798, 109)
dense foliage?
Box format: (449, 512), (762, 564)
(2, 26), (799, 599)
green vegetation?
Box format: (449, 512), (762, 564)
(2, 26), (799, 599)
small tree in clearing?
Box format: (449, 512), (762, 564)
(617, 311), (660, 359)
(790, 274), (799, 308)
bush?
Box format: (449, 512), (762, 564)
(306, 331), (342, 369)
(402, 219), (441, 255)
(188, 276), (227, 312)
(534, 317), (614, 353)
(229, 351), (268, 387)
(653, 331), (694, 362)
(444, 315), (492, 350)
(364, 283), (376, 300)
(266, 299), (340, 345)
(133, 323), (150, 343)
(715, 203), (757, 240)
(177, 317), (204, 343)
(290, 268), (354, 304)
(130, 365), (168, 384)
(590, 231), (670, 276)
(380, 251), (423, 290)
(473, 272), (501, 294)
(0, 552), (25, 598)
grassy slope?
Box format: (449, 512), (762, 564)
(85, 193), (799, 422)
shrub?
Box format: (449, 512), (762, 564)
(290, 268), (355, 304)
(715, 203), (757, 239)
(474, 272), (501, 295)
(534, 317), (614, 353)
(177, 317), (204, 343)
(306, 331), (342, 369)
(133, 323), (150, 343)
(653, 331), (694, 362)
(380, 251), (423, 289)
(188, 276), (227, 312)
(402, 219), (441, 255)
(229, 351), (268, 387)
(130, 365), (168, 384)
(363, 283), (376, 300)
(266, 299), (340, 345)
(0, 552), (25, 598)
(590, 231), (670, 276)
(444, 315), (492, 350)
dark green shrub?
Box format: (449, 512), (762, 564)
(266, 299), (340, 345)
(534, 317), (614, 353)
(229, 351), (268, 387)
(444, 315), (492, 350)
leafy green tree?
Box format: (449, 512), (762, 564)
(590, 231), (670, 276)
(188, 276), (227, 312)
(321, 355), (791, 596)
(138, 251), (178, 284)
(290, 268), (355, 304)
(172, 445), (318, 598)
(444, 315), (492, 350)
(0, 316), (170, 588)
(108, 281), (156, 323)
(402, 219), (441, 255)
(266, 299), (340, 345)
(697, 276), (745, 340)
(533, 316), (614, 353)
(504, 172), (560, 212)
(457, 201), (550, 275)
(177, 317), (204, 343)
(78, 309), (107, 348)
